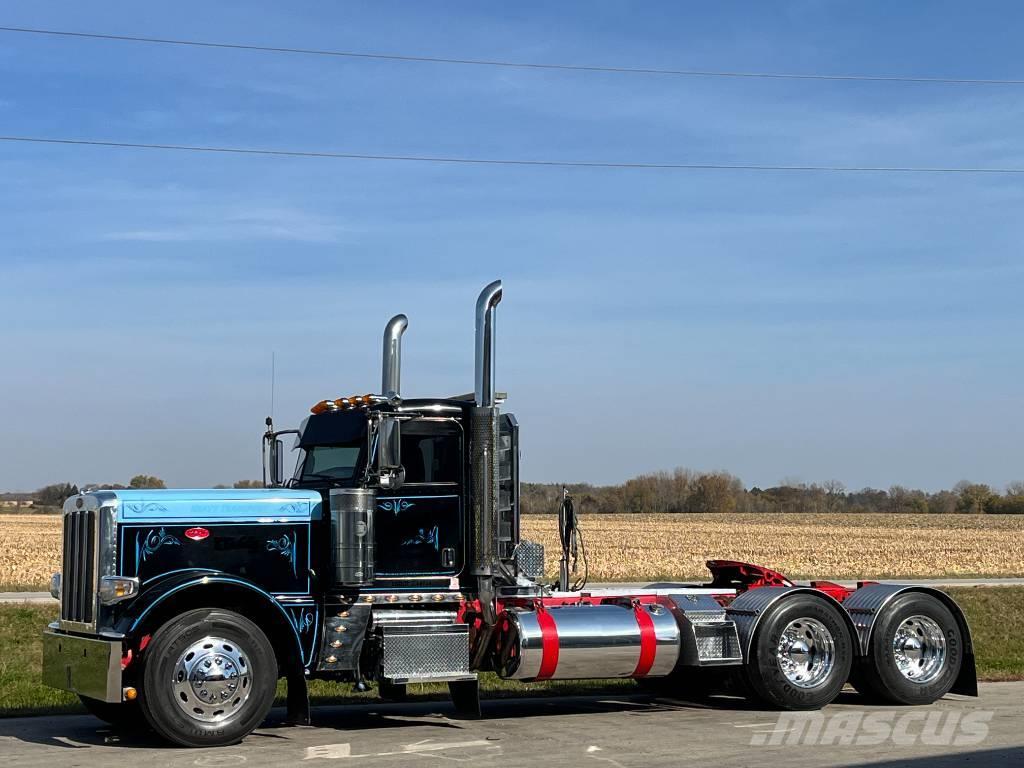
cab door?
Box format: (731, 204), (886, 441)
(374, 418), (463, 578)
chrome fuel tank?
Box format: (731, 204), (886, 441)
(496, 603), (680, 680)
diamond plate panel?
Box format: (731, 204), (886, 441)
(382, 625), (470, 680)
(516, 540), (545, 580)
(693, 622), (742, 664)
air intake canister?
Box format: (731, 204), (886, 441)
(330, 488), (376, 586)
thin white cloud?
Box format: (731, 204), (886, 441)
(102, 206), (350, 244)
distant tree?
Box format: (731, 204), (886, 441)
(822, 479), (846, 514)
(993, 495), (1024, 515)
(35, 482), (79, 507)
(953, 481), (996, 514)
(232, 480), (265, 489)
(129, 474), (166, 489)
(1006, 481), (1024, 497)
(689, 472), (740, 514)
(889, 485), (928, 514)
(926, 490), (958, 515)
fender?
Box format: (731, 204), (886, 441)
(112, 569), (307, 665)
(842, 583), (977, 696)
(727, 585), (861, 661)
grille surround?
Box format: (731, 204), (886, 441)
(59, 496), (117, 633)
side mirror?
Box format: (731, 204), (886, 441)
(377, 417), (401, 470)
(269, 438), (285, 486)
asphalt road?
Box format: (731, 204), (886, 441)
(4, 578), (1024, 604)
(1, 683), (1021, 767)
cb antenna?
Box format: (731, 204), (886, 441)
(270, 351), (276, 422)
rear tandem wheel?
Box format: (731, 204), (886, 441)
(744, 594), (854, 710)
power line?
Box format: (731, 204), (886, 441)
(2, 134), (1023, 174)
(1, 25), (1022, 86)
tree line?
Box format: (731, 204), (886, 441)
(521, 470), (1024, 515)
(30, 477), (262, 508)
(26, 470), (1024, 515)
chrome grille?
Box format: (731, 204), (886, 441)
(61, 509), (97, 624)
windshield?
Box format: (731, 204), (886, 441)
(296, 444), (363, 484)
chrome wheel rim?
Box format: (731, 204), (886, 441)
(776, 618), (836, 689)
(892, 615), (947, 684)
(172, 636), (253, 723)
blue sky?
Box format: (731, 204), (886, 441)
(1, 2), (1022, 492)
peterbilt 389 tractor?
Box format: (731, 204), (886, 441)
(42, 280), (976, 747)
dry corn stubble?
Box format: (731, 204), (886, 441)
(2, 513), (1022, 587)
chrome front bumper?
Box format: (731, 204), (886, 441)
(41, 629), (122, 703)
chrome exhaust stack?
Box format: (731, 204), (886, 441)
(474, 280), (502, 408)
(381, 314), (408, 401)
(471, 281), (503, 625)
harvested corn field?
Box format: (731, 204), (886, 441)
(0, 515), (65, 590)
(520, 513), (1024, 582)
(2, 513), (1023, 588)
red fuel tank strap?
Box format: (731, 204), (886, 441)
(535, 608), (560, 680)
(633, 604), (657, 678)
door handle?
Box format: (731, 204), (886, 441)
(441, 547), (455, 568)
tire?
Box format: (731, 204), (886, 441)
(851, 592), (963, 705)
(79, 695), (146, 730)
(138, 608), (278, 747)
(745, 594), (853, 710)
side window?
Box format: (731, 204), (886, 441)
(401, 423), (461, 485)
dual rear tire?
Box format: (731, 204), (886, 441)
(745, 594), (853, 710)
(743, 591), (962, 710)
(851, 592), (963, 705)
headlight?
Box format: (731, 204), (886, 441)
(49, 572), (61, 600)
(98, 576), (139, 605)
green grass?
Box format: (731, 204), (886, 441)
(2, 588), (1021, 717)
(947, 586), (1024, 681)
(0, 583), (49, 593)
(0, 604), (80, 715)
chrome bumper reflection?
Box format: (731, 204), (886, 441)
(41, 630), (122, 703)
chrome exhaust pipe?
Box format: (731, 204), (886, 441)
(381, 314), (408, 400)
(471, 281), (503, 596)
(474, 280), (502, 407)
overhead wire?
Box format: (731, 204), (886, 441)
(3, 135), (1024, 174)
(1, 25), (1022, 86)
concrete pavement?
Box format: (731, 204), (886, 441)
(1, 683), (1021, 767)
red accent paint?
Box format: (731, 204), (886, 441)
(139, 634), (151, 653)
(706, 559), (793, 591)
(184, 527), (210, 541)
(120, 648), (133, 671)
(535, 608), (560, 680)
(632, 603), (657, 677)
(810, 580), (855, 602)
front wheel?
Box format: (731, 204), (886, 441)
(745, 594), (854, 710)
(138, 608), (278, 747)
